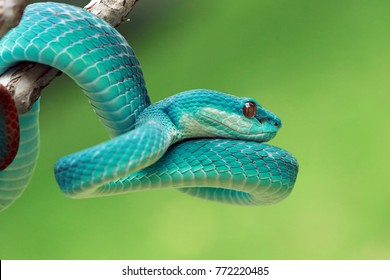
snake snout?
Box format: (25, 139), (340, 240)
(255, 103), (282, 131)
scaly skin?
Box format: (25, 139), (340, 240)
(0, 3), (298, 211)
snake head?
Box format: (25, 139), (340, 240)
(163, 89), (281, 143)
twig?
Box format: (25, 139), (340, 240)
(0, 0), (139, 113)
(0, 0), (29, 37)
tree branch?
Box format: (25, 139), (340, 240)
(0, 0), (139, 113)
(0, 0), (29, 37)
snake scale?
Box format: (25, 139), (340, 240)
(0, 2), (298, 212)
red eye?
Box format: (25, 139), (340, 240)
(243, 102), (257, 118)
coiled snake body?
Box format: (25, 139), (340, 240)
(0, 3), (298, 212)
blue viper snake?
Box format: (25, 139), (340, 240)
(0, 2), (298, 212)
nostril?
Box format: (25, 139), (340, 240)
(273, 119), (282, 128)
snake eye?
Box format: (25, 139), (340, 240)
(243, 102), (257, 118)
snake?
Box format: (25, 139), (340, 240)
(0, 2), (298, 212)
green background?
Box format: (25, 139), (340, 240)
(1, 0), (389, 259)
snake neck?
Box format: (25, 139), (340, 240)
(135, 106), (181, 144)
(134, 100), (215, 144)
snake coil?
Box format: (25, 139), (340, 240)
(0, 2), (298, 212)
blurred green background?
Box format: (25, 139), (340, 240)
(1, 0), (389, 259)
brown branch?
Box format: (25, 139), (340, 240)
(0, 0), (139, 113)
(0, 0), (29, 37)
